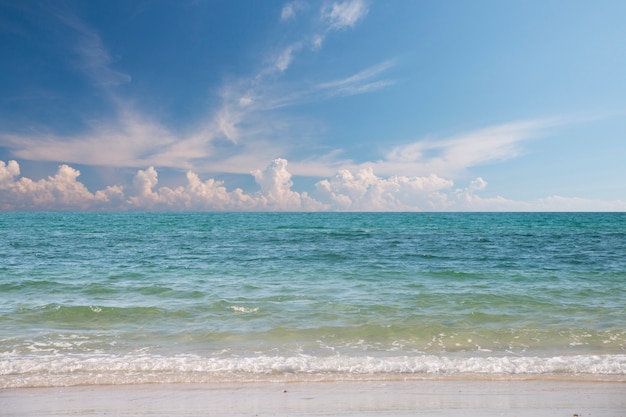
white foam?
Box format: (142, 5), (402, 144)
(229, 306), (259, 313)
(2, 353), (625, 388)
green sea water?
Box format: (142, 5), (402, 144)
(1, 212), (625, 387)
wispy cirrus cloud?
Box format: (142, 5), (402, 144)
(322, 0), (369, 30)
(282, 116), (573, 184)
(3, 106), (180, 167)
(275, 1), (369, 71)
(238, 57), (396, 114)
(365, 118), (566, 178)
(51, 7), (131, 90)
(280, 0), (308, 21)
(72, 29), (131, 89)
(316, 59), (396, 96)
(274, 43), (303, 73)
(313, 0), (369, 48)
(0, 0), (389, 177)
(0, 7), (562, 184)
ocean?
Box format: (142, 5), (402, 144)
(1, 212), (625, 388)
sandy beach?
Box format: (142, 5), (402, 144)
(2, 379), (624, 417)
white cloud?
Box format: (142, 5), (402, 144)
(468, 177), (487, 192)
(2, 107), (181, 168)
(126, 167), (256, 211)
(0, 160), (20, 188)
(275, 43), (302, 73)
(247, 57), (396, 113)
(281, 3), (297, 20)
(450, 192), (626, 212)
(281, 1), (307, 21)
(0, 0), (386, 176)
(182, 171), (255, 211)
(53, 9), (131, 90)
(252, 158), (325, 210)
(128, 166), (160, 206)
(1, 159), (625, 212)
(314, 0), (368, 48)
(364, 118), (564, 178)
(239, 96), (254, 107)
(315, 167), (453, 211)
(216, 107), (241, 143)
(311, 34), (323, 50)
(321, 0), (369, 31)
(316, 59), (396, 96)
(0, 107), (567, 194)
(277, 118), (564, 180)
(75, 31), (132, 88)
(124, 158), (324, 211)
(0, 161), (122, 211)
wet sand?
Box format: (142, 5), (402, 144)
(1, 380), (625, 416)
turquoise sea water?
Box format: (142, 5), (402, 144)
(1, 212), (625, 387)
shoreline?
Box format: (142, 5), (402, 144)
(3, 372), (625, 390)
(2, 379), (625, 416)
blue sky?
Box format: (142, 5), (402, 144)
(1, 0), (625, 211)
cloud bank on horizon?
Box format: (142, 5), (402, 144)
(1, 0), (625, 211)
(2, 158), (625, 212)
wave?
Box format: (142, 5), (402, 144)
(2, 353), (625, 388)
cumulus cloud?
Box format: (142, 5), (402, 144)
(0, 161), (123, 211)
(252, 158), (325, 210)
(0, 159), (322, 211)
(315, 167), (453, 211)
(126, 167), (256, 211)
(0, 160), (20, 188)
(1, 159), (625, 212)
(123, 159), (325, 211)
(468, 177), (487, 192)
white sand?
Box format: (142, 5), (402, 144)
(1, 380), (625, 416)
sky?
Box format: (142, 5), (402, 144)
(1, 0), (625, 211)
